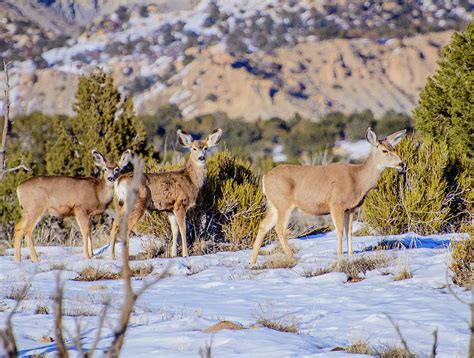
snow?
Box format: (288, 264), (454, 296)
(0, 229), (470, 357)
(334, 140), (372, 161)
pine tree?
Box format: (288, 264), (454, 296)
(46, 68), (149, 176)
(413, 20), (473, 166)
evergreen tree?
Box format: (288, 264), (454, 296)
(46, 68), (148, 176)
(413, 20), (473, 166)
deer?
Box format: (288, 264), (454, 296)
(13, 149), (131, 262)
(250, 127), (406, 265)
(109, 128), (223, 259)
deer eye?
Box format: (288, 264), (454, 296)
(203, 147), (208, 151)
(192, 148), (197, 151)
(382, 149), (389, 154)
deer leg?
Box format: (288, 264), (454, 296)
(109, 217), (119, 260)
(250, 204), (277, 265)
(344, 210), (354, 256)
(174, 208), (188, 258)
(14, 217), (26, 262)
(167, 214), (179, 258)
(275, 207), (294, 261)
(25, 226), (39, 263)
(75, 211), (92, 259)
(330, 206), (345, 256)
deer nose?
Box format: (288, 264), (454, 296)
(108, 177), (114, 182)
(198, 155), (205, 162)
(398, 162), (405, 172)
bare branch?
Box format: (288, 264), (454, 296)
(88, 298), (110, 357)
(385, 313), (412, 355)
(53, 272), (68, 358)
(430, 329), (438, 358)
(73, 318), (86, 358)
(0, 60), (30, 181)
(445, 270), (469, 305)
(0, 279), (32, 357)
(0, 60), (12, 178)
(105, 156), (169, 357)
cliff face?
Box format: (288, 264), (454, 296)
(2, 31), (452, 120)
(0, 0), (469, 120)
(136, 32), (451, 121)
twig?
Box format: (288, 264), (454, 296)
(53, 272), (68, 358)
(445, 270), (474, 356)
(385, 313), (412, 355)
(430, 329), (438, 358)
(0, 284), (28, 358)
(0, 60), (30, 180)
(73, 318), (86, 358)
(88, 298), (110, 357)
(105, 156), (169, 357)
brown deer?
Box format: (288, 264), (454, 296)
(110, 128), (222, 259)
(14, 149), (131, 262)
(250, 127), (406, 265)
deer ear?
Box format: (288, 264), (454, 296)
(119, 149), (132, 168)
(91, 149), (106, 168)
(365, 127), (378, 146)
(177, 129), (193, 148)
(386, 129), (407, 147)
(206, 128), (222, 147)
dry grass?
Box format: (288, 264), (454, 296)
(394, 268), (413, 281)
(130, 238), (165, 260)
(129, 263), (154, 277)
(393, 253), (413, 281)
(4, 284), (31, 301)
(302, 265), (332, 277)
(35, 304), (50, 315)
(254, 254), (297, 270)
(344, 340), (375, 355)
(345, 340), (416, 357)
(377, 345), (416, 358)
(331, 252), (393, 280)
(257, 317), (299, 333)
(254, 303), (299, 333)
(62, 306), (99, 317)
(73, 266), (121, 281)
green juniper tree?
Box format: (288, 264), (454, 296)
(413, 20), (473, 166)
(46, 68), (148, 176)
(364, 21), (473, 235)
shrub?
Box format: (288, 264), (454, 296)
(450, 237), (473, 288)
(363, 134), (472, 235)
(136, 150), (266, 253)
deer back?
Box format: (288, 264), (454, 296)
(17, 176), (113, 217)
(263, 162), (376, 215)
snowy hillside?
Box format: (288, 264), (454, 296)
(1, 0), (471, 119)
(0, 230), (470, 357)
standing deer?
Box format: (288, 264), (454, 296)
(14, 149), (131, 262)
(110, 128), (222, 259)
(250, 127), (406, 265)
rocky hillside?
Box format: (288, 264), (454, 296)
(0, 0), (471, 120)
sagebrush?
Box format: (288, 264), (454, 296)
(136, 150), (267, 253)
(363, 134), (472, 235)
(450, 237), (473, 288)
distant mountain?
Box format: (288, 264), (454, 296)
(0, 1), (471, 120)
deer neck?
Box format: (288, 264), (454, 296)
(96, 177), (115, 205)
(356, 151), (385, 194)
(185, 159), (206, 190)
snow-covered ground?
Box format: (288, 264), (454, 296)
(0, 230), (470, 357)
